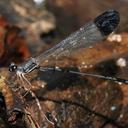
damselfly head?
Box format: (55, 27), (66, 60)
(9, 63), (17, 72)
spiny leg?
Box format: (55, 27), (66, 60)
(17, 73), (55, 126)
(20, 73), (33, 97)
(28, 89), (54, 126)
(24, 107), (41, 128)
(17, 72), (30, 91)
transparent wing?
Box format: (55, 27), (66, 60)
(35, 10), (119, 65)
(16, 10), (119, 72)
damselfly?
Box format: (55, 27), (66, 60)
(8, 10), (126, 127)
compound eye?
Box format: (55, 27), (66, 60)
(9, 63), (17, 72)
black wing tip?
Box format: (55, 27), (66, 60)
(94, 10), (120, 36)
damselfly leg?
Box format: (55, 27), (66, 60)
(16, 71), (55, 126)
